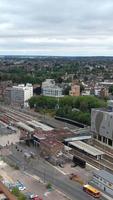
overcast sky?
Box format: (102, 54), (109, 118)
(0, 0), (113, 56)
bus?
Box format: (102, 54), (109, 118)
(83, 184), (101, 198)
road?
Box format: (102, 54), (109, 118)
(4, 145), (106, 200)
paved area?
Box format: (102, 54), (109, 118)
(0, 161), (70, 200)
(57, 163), (95, 184)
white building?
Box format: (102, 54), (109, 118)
(42, 79), (63, 97)
(4, 84), (33, 107)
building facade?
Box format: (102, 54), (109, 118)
(69, 84), (80, 96)
(40, 139), (64, 156)
(4, 87), (12, 104)
(42, 79), (63, 97)
(91, 107), (113, 147)
(4, 84), (33, 107)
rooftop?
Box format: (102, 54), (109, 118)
(27, 120), (54, 131)
(41, 139), (63, 148)
(94, 170), (113, 184)
(16, 121), (34, 132)
(69, 141), (104, 156)
(92, 108), (113, 114)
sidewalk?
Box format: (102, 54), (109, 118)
(90, 181), (113, 200)
(102, 192), (113, 200)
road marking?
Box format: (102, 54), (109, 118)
(23, 172), (43, 183)
(52, 166), (67, 175)
(86, 163), (99, 170)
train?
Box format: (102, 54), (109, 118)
(73, 155), (86, 168)
(55, 116), (86, 128)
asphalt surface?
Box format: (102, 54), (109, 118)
(4, 145), (106, 200)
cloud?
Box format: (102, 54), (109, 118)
(0, 0), (113, 55)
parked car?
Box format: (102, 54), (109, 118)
(16, 180), (26, 191)
(28, 193), (38, 199)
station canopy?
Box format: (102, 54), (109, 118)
(69, 141), (104, 156)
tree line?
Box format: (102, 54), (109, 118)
(28, 95), (106, 125)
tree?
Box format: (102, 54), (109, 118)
(109, 85), (113, 95)
(80, 84), (85, 93)
(12, 187), (26, 200)
(63, 85), (71, 95)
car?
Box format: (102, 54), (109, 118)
(16, 181), (26, 191)
(33, 197), (43, 200)
(28, 193), (38, 199)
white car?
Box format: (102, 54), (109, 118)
(29, 194), (38, 199)
(16, 181), (26, 191)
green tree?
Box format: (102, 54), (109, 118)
(12, 187), (26, 200)
(109, 85), (113, 94)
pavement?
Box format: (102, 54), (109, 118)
(3, 144), (108, 200)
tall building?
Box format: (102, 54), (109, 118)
(91, 101), (113, 147)
(42, 79), (63, 97)
(4, 84), (33, 107)
(4, 87), (12, 104)
(69, 83), (80, 96)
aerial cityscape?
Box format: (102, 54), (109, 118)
(0, 1), (113, 200)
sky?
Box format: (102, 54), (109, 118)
(0, 0), (113, 56)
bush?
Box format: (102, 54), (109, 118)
(46, 182), (52, 189)
(12, 187), (26, 200)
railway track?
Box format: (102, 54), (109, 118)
(71, 149), (113, 173)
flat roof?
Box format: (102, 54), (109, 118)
(16, 122), (34, 132)
(27, 120), (53, 131)
(41, 139), (63, 148)
(94, 170), (113, 184)
(64, 135), (91, 142)
(69, 141), (104, 156)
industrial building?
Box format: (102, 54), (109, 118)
(91, 101), (113, 147)
(93, 170), (113, 196)
(4, 83), (33, 107)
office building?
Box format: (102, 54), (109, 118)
(4, 84), (33, 107)
(91, 101), (113, 147)
(42, 79), (63, 97)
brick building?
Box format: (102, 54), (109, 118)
(40, 139), (64, 156)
